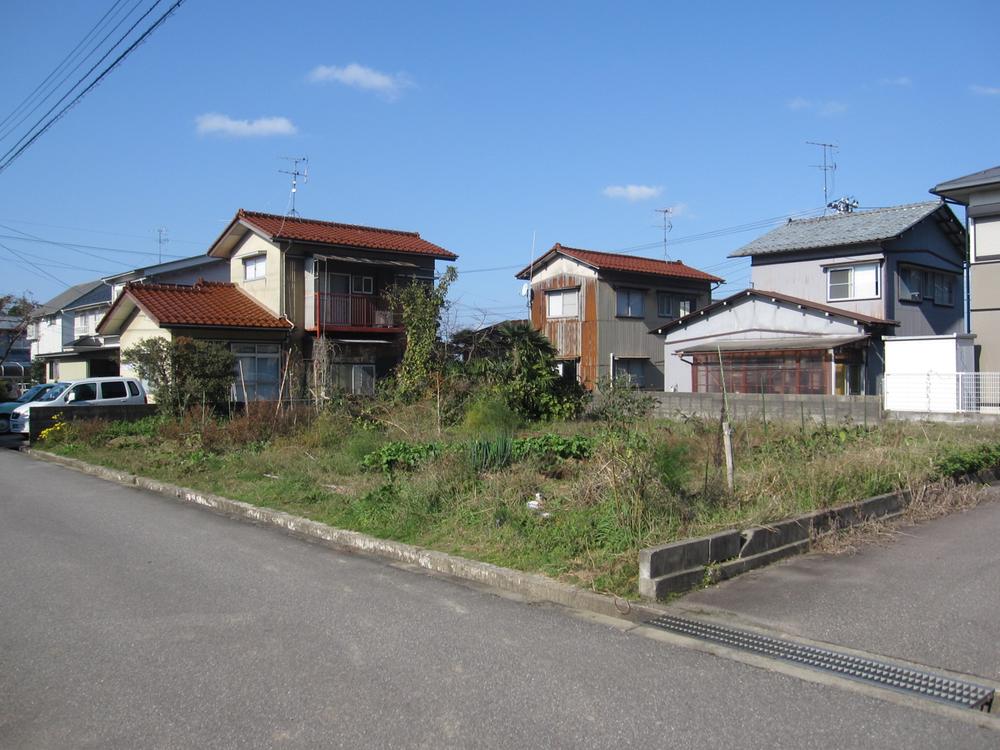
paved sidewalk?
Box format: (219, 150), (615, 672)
(676, 491), (1000, 681)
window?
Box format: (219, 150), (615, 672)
(616, 288), (645, 317)
(351, 275), (374, 294)
(898, 266), (924, 302)
(556, 360), (578, 382)
(100, 381), (127, 399)
(73, 308), (102, 337)
(67, 383), (97, 402)
(352, 364), (376, 395)
(933, 273), (955, 306)
(657, 293), (695, 319)
(613, 358), (645, 387)
(243, 254), (266, 281)
(827, 263), (879, 301)
(127, 381), (140, 397)
(546, 289), (579, 318)
(232, 343), (280, 401)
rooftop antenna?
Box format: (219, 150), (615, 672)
(828, 196), (859, 214)
(806, 141), (837, 211)
(156, 227), (168, 264)
(279, 156), (309, 217)
(655, 207), (674, 260)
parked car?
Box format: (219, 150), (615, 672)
(9, 377), (147, 436)
(0, 382), (68, 433)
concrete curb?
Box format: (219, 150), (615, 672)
(21, 447), (666, 624)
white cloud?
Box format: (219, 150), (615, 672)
(970, 84), (1000, 96)
(307, 63), (412, 100)
(195, 113), (297, 137)
(786, 97), (847, 117)
(602, 184), (663, 202)
(879, 76), (912, 87)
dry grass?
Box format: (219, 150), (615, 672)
(812, 478), (997, 556)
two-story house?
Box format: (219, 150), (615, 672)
(515, 243), (722, 389)
(29, 254), (227, 381)
(100, 209), (458, 398)
(658, 201), (965, 395)
(931, 165), (1000, 370)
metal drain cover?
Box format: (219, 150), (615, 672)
(646, 614), (995, 712)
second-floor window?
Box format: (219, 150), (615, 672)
(657, 293), (694, 319)
(827, 262), (879, 302)
(243, 254), (266, 281)
(351, 275), (374, 294)
(546, 289), (579, 318)
(616, 288), (645, 318)
(898, 266), (956, 306)
(73, 308), (102, 337)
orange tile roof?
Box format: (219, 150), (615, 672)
(236, 209), (458, 259)
(515, 243), (723, 282)
(120, 281), (292, 329)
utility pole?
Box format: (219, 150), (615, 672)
(807, 141), (837, 210)
(279, 156), (309, 217)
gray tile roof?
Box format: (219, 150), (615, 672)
(729, 201), (947, 258)
(931, 165), (1000, 196)
(33, 279), (105, 317)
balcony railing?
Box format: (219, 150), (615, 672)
(314, 293), (400, 330)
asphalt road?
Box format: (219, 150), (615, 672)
(0, 448), (995, 749)
(678, 487), (1000, 681)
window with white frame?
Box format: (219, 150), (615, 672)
(616, 288), (645, 317)
(827, 262), (880, 301)
(73, 308), (103, 337)
(243, 254), (266, 281)
(351, 275), (374, 294)
(232, 343), (280, 401)
(545, 288), (579, 318)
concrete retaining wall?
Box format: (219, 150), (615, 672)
(639, 490), (910, 600)
(29, 404), (158, 441)
(653, 392), (884, 425)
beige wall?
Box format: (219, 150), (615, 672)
(118, 309), (171, 379)
(231, 233), (282, 317)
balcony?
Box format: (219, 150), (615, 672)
(312, 292), (402, 333)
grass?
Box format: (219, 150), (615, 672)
(39, 405), (1000, 598)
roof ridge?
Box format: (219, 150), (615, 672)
(238, 208), (421, 238)
(789, 200), (941, 225)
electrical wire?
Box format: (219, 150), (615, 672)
(0, 241), (69, 287)
(0, 0), (186, 174)
(0, 0), (141, 143)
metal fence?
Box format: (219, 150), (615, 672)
(883, 372), (1000, 414)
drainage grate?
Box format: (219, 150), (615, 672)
(646, 614), (995, 712)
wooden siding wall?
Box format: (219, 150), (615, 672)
(530, 274), (599, 387)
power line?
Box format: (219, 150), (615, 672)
(0, 225), (185, 260)
(0, 0), (186, 174)
(0, 0), (140, 143)
(0, 241), (69, 287)
(0, 216), (202, 245)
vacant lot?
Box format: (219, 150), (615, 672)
(38, 400), (1000, 597)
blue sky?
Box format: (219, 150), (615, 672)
(0, 0), (997, 327)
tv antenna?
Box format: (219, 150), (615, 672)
(806, 141), (837, 210)
(655, 207), (674, 260)
(279, 156), (309, 217)
(156, 227), (168, 264)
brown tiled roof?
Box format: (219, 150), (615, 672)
(236, 209), (458, 260)
(515, 243), (723, 282)
(116, 281), (292, 329)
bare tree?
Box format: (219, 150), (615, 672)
(0, 292), (38, 368)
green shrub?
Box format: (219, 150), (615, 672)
(467, 434), (514, 473)
(512, 433), (593, 462)
(652, 441), (691, 494)
(462, 394), (521, 436)
(934, 443), (1000, 479)
(361, 440), (441, 474)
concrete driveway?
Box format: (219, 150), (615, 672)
(674, 489), (1000, 682)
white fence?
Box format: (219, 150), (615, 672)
(883, 372), (1000, 414)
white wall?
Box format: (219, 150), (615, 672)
(883, 334), (977, 412)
